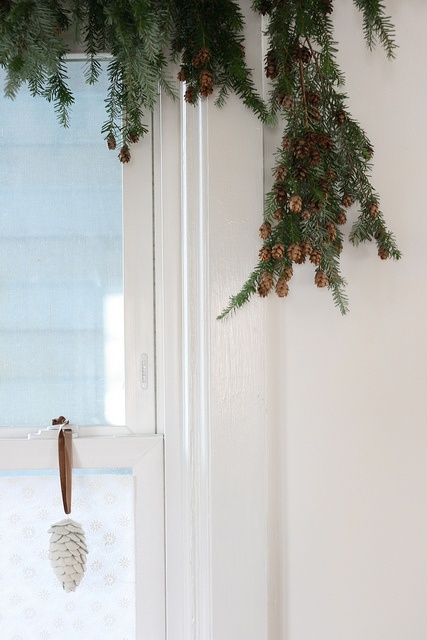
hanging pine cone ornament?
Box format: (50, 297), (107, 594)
(289, 195), (302, 213)
(315, 270), (329, 288)
(310, 248), (322, 265)
(272, 243), (285, 260)
(48, 518), (88, 593)
(118, 145), (131, 163)
(273, 208), (284, 220)
(259, 222), (272, 239)
(259, 245), (272, 262)
(259, 270), (274, 293)
(288, 243), (302, 261)
(106, 133), (116, 150)
(336, 210), (347, 225)
(342, 194), (355, 208)
(275, 277), (289, 297)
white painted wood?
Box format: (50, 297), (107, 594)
(0, 435), (164, 639)
(123, 132), (156, 434)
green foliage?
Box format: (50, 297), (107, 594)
(220, 0), (400, 317)
(0, 0), (400, 314)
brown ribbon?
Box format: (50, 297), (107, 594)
(58, 426), (73, 515)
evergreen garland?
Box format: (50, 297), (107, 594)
(0, 0), (400, 314)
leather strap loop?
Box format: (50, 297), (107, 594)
(58, 427), (73, 515)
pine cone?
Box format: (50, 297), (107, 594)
(288, 243), (302, 262)
(277, 94), (294, 110)
(294, 138), (310, 159)
(282, 265), (293, 281)
(300, 209), (311, 221)
(369, 201), (379, 217)
(301, 241), (313, 257)
(378, 248), (389, 260)
(184, 86), (198, 103)
(177, 68), (187, 82)
(342, 194), (355, 208)
(258, 285), (269, 298)
(118, 145), (131, 163)
(274, 184), (288, 204)
(336, 210), (347, 225)
(275, 277), (289, 297)
(314, 270), (329, 288)
(289, 195), (303, 213)
(259, 271), (274, 293)
(325, 221), (337, 242)
(259, 222), (272, 239)
(307, 92), (321, 108)
(106, 133), (116, 150)
(282, 136), (292, 152)
(335, 110), (347, 124)
(192, 47), (211, 68)
(309, 107), (321, 122)
(310, 248), (322, 265)
(274, 165), (287, 181)
(259, 245), (272, 262)
(295, 165), (308, 181)
(272, 243), (285, 260)
(48, 519), (88, 593)
(265, 51), (277, 79)
(273, 208), (284, 221)
(309, 147), (322, 166)
(129, 131), (139, 144)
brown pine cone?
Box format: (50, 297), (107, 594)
(275, 165), (287, 181)
(177, 68), (187, 82)
(342, 194), (355, 208)
(273, 208), (284, 221)
(118, 145), (131, 163)
(307, 92), (321, 108)
(310, 248), (322, 265)
(301, 241), (313, 257)
(107, 133), (117, 150)
(260, 271), (274, 293)
(275, 278), (289, 298)
(309, 106), (321, 121)
(294, 139), (310, 159)
(317, 133), (334, 151)
(378, 248), (389, 260)
(282, 136), (292, 152)
(314, 270), (329, 288)
(300, 209), (311, 221)
(295, 166), (308, 181)
(369, 201), (379, 217)
(272, 243), (285, 260)
(282, 265), (293, 281)
(274, 184), (288, 204)
(184, 86), (198, 104)
(259, 222), (272, 239)
(129, 132), (139, 144)
(292, 45), (311, 64)
(335, 110), (347, 124)
(277, 94), (294, 110)
(259, 245), (272, 262)
(289, 195), (303, 213)
(288, 243), (302, 262)
(309, 148), (321, 166)
(336, 210), (347, 225)
(265, 51), (277, 79)
(193, 48), (211, 67)
(258, 285), (269, 298)
(325, 221), (337, 242)
(326, 168), (336, 180)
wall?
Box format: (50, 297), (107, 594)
(280, 2), (427, 639)
(161, 2), (427, 639)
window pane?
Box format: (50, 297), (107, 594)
(0, 470), (135, 640)
(0, 61), (124, 426)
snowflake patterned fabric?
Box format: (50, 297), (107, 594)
(0, 472), (135, 640)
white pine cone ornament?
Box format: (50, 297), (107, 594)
(48, 518), (88, 592)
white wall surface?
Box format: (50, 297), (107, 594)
(278, 2), (427, 639)
(160, 2), (427, 639)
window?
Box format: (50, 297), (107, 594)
(0, 58), (163, 639)
(0, 57), (155, 433)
